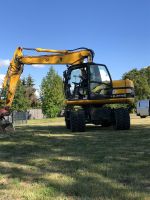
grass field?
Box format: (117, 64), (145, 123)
(0, 115), (149, 200)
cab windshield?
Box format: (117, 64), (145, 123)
(90, 64), (111, 95)
(90, 64), (111, 83)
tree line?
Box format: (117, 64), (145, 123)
(11, 67), (64, 117)
(123, 66), (150, 101)
(10, 65), (150, 117)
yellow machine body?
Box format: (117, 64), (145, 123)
(0, 46), (134, 131)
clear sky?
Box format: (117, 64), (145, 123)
(0, 0), (150, 89)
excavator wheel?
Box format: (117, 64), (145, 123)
(78, 110), (86, 132)
(65, 117), (71, 129)
(101, 121), (112, 127)
(64, 111), (71, 129)
(70, 110), (85, 132)
(113, 108), (130, 130)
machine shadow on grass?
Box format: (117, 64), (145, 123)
(0, 123), (149, 199)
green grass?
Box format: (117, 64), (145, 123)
(0, 115), (149, 200)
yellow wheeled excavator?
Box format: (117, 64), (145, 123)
(0, 47), (134, 131)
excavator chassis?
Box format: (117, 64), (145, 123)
(64, 105), (130, 132)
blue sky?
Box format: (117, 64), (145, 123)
(0, 0), (150, 90)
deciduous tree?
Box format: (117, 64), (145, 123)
(123, 67), (150, 101)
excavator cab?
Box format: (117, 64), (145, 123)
(64, 63), (113, 101)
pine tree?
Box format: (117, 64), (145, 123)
(41, 67), (64, 118)
(12, 80), (30, 111)
(25, 75), (39, 108)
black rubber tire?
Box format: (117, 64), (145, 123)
(113, 108), (130, 130)
(70, 111), (79, 132)
(70, 110), (85, 132)
(140, 116), (146, 118)
(65, 118), (70, 129)
(77, 110), (85, 132)
(64, 111), (71, 129)
(101, 121), (112, 127)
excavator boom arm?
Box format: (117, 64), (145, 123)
(1, 47), (94, 115)
(20, 50), (93, 65)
